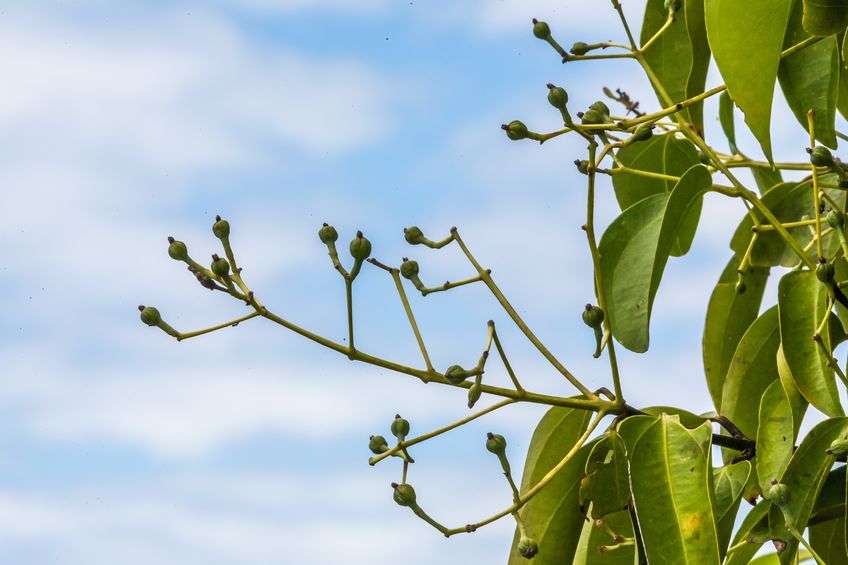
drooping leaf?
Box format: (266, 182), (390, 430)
(580, 432), (630, 519)
(703, 254), (769, 410)
(601, 165), (712, 352)
(778, 270), (844, 417)
(809, 466), (847, 563)
(719, 306), (781, 438)
(611, 133), (701, 255)
(756, 380), (795, 493)
(628, 416), (720, 564)
(776, 344), (810, 437)
(713, 461), (752, 556)
(718, 91), (738, 153)
(705, 0), (793, 161)
(778, 0), (839, 148)
(640, 0), (711, 135)
(507, 407), (592, 564)
(573, 509), (636, 565)
(768, 417), (848, 561)
(724, 501), (773, 565)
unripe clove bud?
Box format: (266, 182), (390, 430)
(318, 223), (338, 244)
(546, 83), (568, 110)
(767, 481), (788, 505)
(517, 535), (539, 559)
(531, 18), (550, 40)
(167, 237), (189, 261)
(392, 482), (417, 507)
(212, 215), (230, 239)
(349, 231), (372, 261)
(574, 160), (590, 175)
(391, 414), (410, 441)
(400, 258), (419, 279)
(404, 226), (424, 245)
(486, 432), (507, 455)
(369, 434), (389, 454)
(827, 209), (845, 230)
(211, 254), (230, 277)
(698, 151), (711, 165)
(445, 364), (470, 385)
(467, 382), (482, 408)
(502, 120), (529, 141)
(809, 146), (835, 168)
(816, 260), (835, 283)
(570, 41), (590, 56)
(632, 124), (654, 142)
(826, 437), (848, 457)
(138, 305), (161, 326)
(582, 304), (604, 328)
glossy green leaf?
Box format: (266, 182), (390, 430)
(802, 0), (848, 36)
(724, 501), (772, 565)
(573, 510), (637, 565)
(718, 91), (738, 153)
(720, 306), (781, 438)
(601, 165), (712, 352)
(640, 0), (711, 134)
(705, 0), (793, 161)
(809, 466), (847, 563)
(713, 461), (752, 556)
(840, 32), (848, 119)
(628, 416), (720, 564)
(641, 406), (706, 429)
(756, 380), (795, 494)
(776, 344), (810, 437)
(508, 407), (592, 564)
(752, 167), (784, 194)
(611, 134), (701, 255)
(581, 432), (630, 519)
(778, 0), (839, 148)
(703, 254), (769, 410)
(769, 417), (848, 561)
(778, 270), (844, 417)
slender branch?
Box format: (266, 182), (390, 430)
(176, 311), (261, 341)
(490, 323), (525, 394)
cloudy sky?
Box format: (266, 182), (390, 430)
(1, 1), (842, 563)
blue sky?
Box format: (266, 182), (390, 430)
(1, 1), (843, 563)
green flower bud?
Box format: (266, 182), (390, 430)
(138, 305), (161, 326)
(349, 231), (372, 261)
(318, 223), (338, 244)
(574, 160), (590, 175)
(826, 437), (848, 456)
(570, 41), (590, 56)
(767, 481), (789, 505)
(588, 101), (610, 117)
(391, 414), (410, 441)
(698, 151), (711, 165)
(546, 83), (568, 110)
(809, 146), (835, 167)
(404, 226), (424, 245)
(445, 364), (469, 385)
(211, 254), (230, 277)
(486, 432), (507, 455)
(467, 382), (482, 408)
(502, 120), (529, 141)
(167, 237), (188, 261)
(212, 215), (230, 239)
(400, 258), (419, 279)
(369, 434), (389, 454)
(518, 535), (539, 559)
(531, 18), (550, 40)
(581, 109), (605, 125)
(582, 304), (604, 329)
(827, 209), (845, 229)
(802, 0), (848, 37)
(392, 482), (417, 507)
(816, 261), (835, 283)
(633, 124), (654, 142)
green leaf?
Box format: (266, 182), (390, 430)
(778, 0), (839, 148)
(756, 380), (795, 493)
(581, 432), (630, 519)
(778, 270), (844, 417)
(718, 91), (738, 154)
(705, 0), (793, 161)
(601, 165), (712, 352)
(724, 501), (772, 565)
(809, 466), (847, 563)
(839, 32), (848, 120)
(719, 306), (781, 439)
(641, 406), (707, 429)
(752, 167), (784, 194)
(769, 417), (848, 561)
(640, 0), (711, 134)
(776, 344), (810, 437)
(508, 407), (592, 564)
(748, 551), (813, 564)
(611, 133), (702, 256)
(573, 510), (637, 565)
(628, 416), (720, 564)
(703, 254), (769, 410)
(713, 461), (752, 556)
